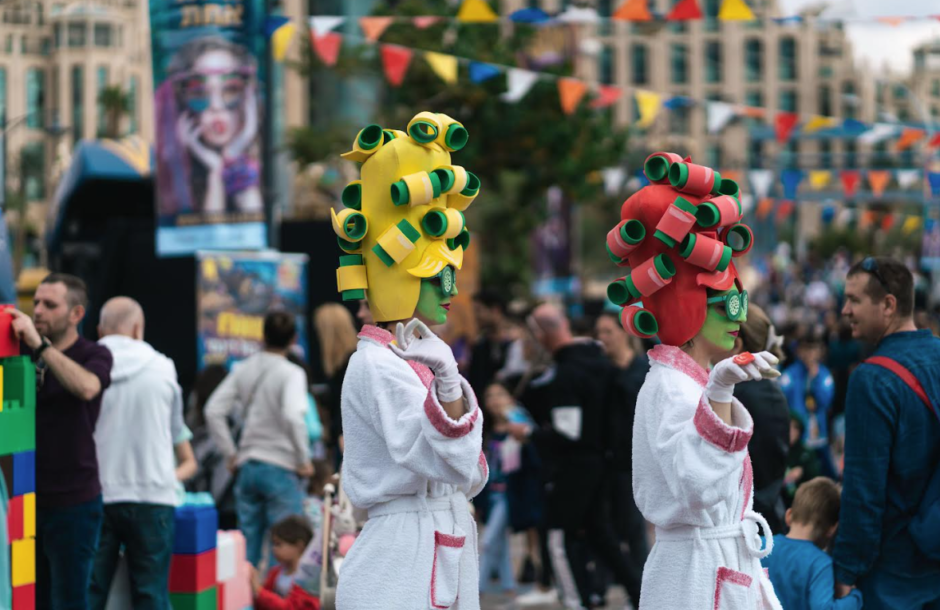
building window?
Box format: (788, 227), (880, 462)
(0, 68), (6, 123)
(845, 141), (857, 167)
(842, 81), (857, 120)
(68, 22), (85, 47)
(96, 66), (108, 134)
(671, 43), (688, 85)
(54, 23), (62, 48)
(600, 45), (613, 85)
(20, 35), (26, 53)
(933, 79), (940, 97)
(632, 44), (648, 85)
(22, 141), (45, 200)
(94, 23), (111, 47)
(4, 35), (11, 53)
(818, 85), (832, 116)
(745, 90), (763, 126)
(748, 140), (763, 169)
(893, 84), (907, 100)
(669, 0), (687, 33)
(705, 41), (722, 84)
(26, 68), (45, 128)
(779, 90), (798, 113)
(779, 37), (797, 81)
(670, 105), (690, 135)
(71, 65), (83, 142)
(706, 144), (722, 170)
(819, 140), (832, 169)
(128, 75), (138, 133)
(744, 39), (762, 83)
(705, 0), (720, 31)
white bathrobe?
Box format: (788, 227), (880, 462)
(336, 326), (487, 610)
(633, 345), (783, 610)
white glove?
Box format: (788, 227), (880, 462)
(389, 319), (463, 403)
(705, 351), (780, 404)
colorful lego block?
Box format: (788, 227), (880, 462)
(216, 582), (224, 610)
(11, 538), (35, 587)
(0, 454), (12, 497)
(216, 531), (238, 582)
(13, 451), (35, 496)
(169, 549), (217, 593)
(7, 493), (23, 541)
(174, 505), (218, 555)
(22, 492), (35, 539)
(0, 357), (36, 457)
(0, 307), (19, 359)
(12, 582), (35, 610)
(170, 587), (217, 610)
(219, 562), (252, 610)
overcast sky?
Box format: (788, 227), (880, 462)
(779, 0), (940, 73)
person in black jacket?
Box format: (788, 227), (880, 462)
(720, 303), (790, 534)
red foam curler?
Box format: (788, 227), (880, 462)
(696, 195), (742, 228)
(653, 196), (698, 247)
(607, 218), (646, 259)
(680, 233), (733, 272)
(644, 152), (684, 184)
(630, 254), (676, 297)
(669, 162), (722, 197)
(723, 223), (754, 257)
(621, 305), (659, 339)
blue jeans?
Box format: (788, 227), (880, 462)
(37, 495), (104, 610)
(858, 569), (940, 610)
(235, 460), (304, 567)
(88, 503), (175, 610)
(479, 492), (515, 593)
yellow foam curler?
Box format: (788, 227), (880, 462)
(331, 207), (369, 242)
(337, 264), (368, 292)
(407, 112), (443, 145)
(341, 124), (386, 163)
(434, 114), (469, 152)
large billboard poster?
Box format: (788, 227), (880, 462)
(196, 251), (309, 370)
(150, 0), (268, 256)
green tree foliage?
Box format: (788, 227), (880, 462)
(97, 85), (130, 139)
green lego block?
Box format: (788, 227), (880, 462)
(170, 588), (217, 610)
(0, 356), (36, 457)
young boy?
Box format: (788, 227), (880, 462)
(250, 515), (321, 610)
(762, 477), (863, 610)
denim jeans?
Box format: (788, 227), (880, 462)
(479, 492), (515, 593)
(858, 569), (940, 610)
(88, 503), (175, 610)
(235, 460), (304, 567)
(37, 495), (104, 610)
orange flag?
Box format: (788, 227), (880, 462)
(756, 198), (774, 221)
(613, 0), (652, 21)
(859, 210), (875, 229)
(867, 170), (891, 197)
(558, 78), (588, 115)
(360, 16), (394, 42)
(896, 128), (926, 151)
(877, 16), (906, 26)
(775, 200), (795, 222)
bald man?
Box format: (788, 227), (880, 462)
(89, 297), (196, 610)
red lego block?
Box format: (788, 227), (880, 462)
(0, 306), (19, 358)
(169, 549), (216, 593)
(7, 494), (23, 541)
(13, 582), (35, 610)
(216, 582), (225, 610)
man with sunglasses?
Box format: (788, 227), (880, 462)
(834, 256), (940, 609)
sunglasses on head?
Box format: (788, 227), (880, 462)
(706, 289), (749, 321)
(861, 257), (890, 292)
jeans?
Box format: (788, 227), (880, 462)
(479, 492), (515, 593)
(88, 503), (175, 610)
(235, 460), (304, 567)
(37, 495), (104, 610)
(858, 569), (940, 610)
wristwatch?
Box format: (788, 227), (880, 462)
(33, 337), (51, 362)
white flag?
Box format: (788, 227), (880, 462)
(707, 102), (736, 134)
(556, 7), (599, 23)
(500, 68), (539, 103)
(740, 193), (755, 215)
(602, 167), (626, 195)
(749, 169), (774, 199)
(309, 16), (345, 37)
(897, 169), (921, 189)
(858, 123), (898, 145)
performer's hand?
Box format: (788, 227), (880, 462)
(835, 582), (855, 598)
(389, 319), (462, 403)
(706, 351), (779, 403)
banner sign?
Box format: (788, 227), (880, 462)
(151, 0), (268, 256)
(196, 251), (308, 370)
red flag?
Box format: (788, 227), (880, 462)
(775, 200), (794, 222)
(558, 79), (588, 115)
(359, 16), (394, 42)
(413, 16), (441, 28)
(775, 112), (799, 144)
(666, 0), (703, 20)
(756, 198), (774, 221)
(613, 0), (653, 21)
(881, 214), (895, 231)
(380, 45), (413, 87)
(867, 170), (890, 197)
(590, 85), (624, 109)
(841, 170), (860, 198)
(311, 32), (342, 66)
(926, 133), (940, 149)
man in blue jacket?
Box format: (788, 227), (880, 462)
(834, 256), (940, 609)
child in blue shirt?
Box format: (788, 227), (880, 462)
(762, 477), (863, 610)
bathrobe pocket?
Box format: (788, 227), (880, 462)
(713, 566), (754, 610)
(430, 527), (466, 609)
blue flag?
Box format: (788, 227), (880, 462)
(781, 169), (804, 200)
(469, 62), (501, 83)
(928, 172), (940, 197)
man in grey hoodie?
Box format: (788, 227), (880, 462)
(89, 297), (197, 610)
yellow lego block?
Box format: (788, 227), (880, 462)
(23, 492), (35, 538)
(12, 538), (36, 586)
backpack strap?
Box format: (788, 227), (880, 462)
(865, 356), (940, 423)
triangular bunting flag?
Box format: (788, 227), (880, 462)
(739, 106), (766, 119)
(509, 8), (552, 23)
(896, 128), (926, 151)
(635, 90), (661, 128)
(740, 193), (754, 215)
(590, 85), (623, 109)
(707, 102), (736, 134)
(859, 123), (897, 144)
(469, 62), (501, 83)
(558, 78), (588, 115)
(635, 169), (651, 188)
(380, 45), (413, 87)
(808, 170), (831, 190)
(926, 133), (940, 149)
(359, 16), (394, 42)
(881, 214), (896, 231)
(413, 16), (442, 29)
(722, 170), (742, 184)
(756, 198), (774, 221)
(897, 169), (921, 189)
(424, 52), (458, 84)
(267, 18), (295, 62)
(841, 170), (860, 198)
(500, 69), (538, 103)
(457, 0), (499, 23)
(749, 169), (774, 199)
(718, 0), (755, 21)
(666, 0), (702, 20)
(557, 7), (600, 23)
(929, 172), (940, 197)
(613, 0), (653, 21)
(776, 200), (795, 222)
(311, 32), (342, 66)
(803, 116), (838, 133)
(602, 167), (626, 195)
(265, 15), (290, 37)
(859, 210), (875, 229)
(309, 16), (345, 37)
(781, 169), (803, 200)
(843, 118), (867, 132)
(867, 170), (891, 197)
(821, 205), (836, 224)
(877, 16), (906, 26)
(775, 112), (799, 144)
(903, 216), (922, 234)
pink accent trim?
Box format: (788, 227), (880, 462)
(648, 344), (709, 387)
(408, 361), (435, 390)
(423, 387), (479, 438)
(763, 568), (770, 579)
(430, 531), (467, 609)
(479, 451), (489, 481)
(714, 567), (753, 610)
(693, 396), (753, 453)
(740, 453), (754, 521)
(697, 266), (736, 290)
(358, 325), (394, 346)
(434, 531), (466, 548)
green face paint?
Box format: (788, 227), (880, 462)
(416, 266), (458, 325)
(700, 288), (745, 351)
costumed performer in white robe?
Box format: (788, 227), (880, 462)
(332, 113), (487, 610)
(604, 152), (784, 609)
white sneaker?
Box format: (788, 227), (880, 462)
(514, 588), (559, 606)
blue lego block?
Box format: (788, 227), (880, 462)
(173, 505), (218, 555)
(12, 451), (34, 496)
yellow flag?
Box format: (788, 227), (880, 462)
(803, 116), (838, 133)
(272, 22), (295, 61)
(425, 52), (458, 84)
(903, 216), (923, 234)
(635, 90), (661, 128)
(809, 170), (831, 190)
(718, 0), (755, 20)
(457, 0), (499, 22)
